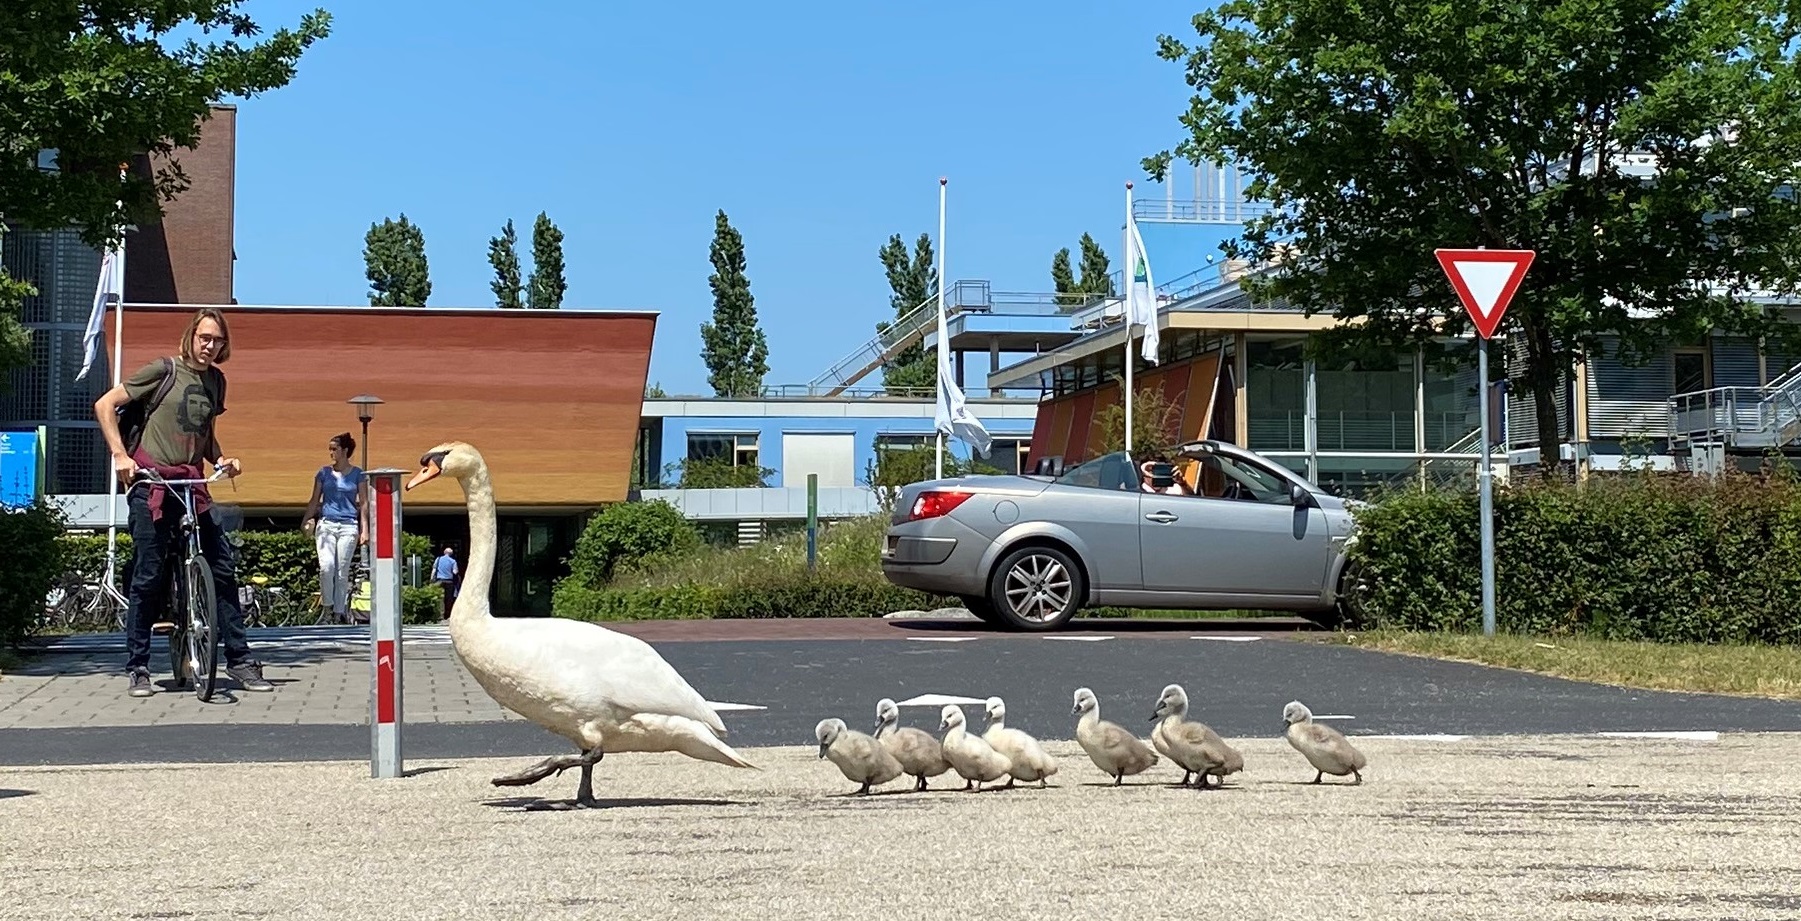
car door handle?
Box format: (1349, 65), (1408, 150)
(1145, 510), (1179, 524)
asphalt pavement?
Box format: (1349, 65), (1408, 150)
(3, 623), (1796, 766)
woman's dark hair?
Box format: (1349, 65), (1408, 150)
(331, 432), (357, 454)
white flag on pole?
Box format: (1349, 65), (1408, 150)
(76, 245), (121, 381)
(1124, 209), (1159, 365)
(935, 344), (992, 458)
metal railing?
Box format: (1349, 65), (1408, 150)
(1667, 385), (1801, 450)
(806, 280), (1112, 396)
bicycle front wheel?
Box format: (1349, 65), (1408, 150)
(185, 560), (220, 701)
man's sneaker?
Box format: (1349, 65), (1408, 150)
(227, 660), (274, 692)
(127, 668), (154, 698)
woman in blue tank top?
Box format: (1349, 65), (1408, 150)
(302, 432), (368, 624)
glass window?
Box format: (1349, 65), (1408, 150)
(1054, 451), (1139, 491)
(1190, 453), (1294, 504)
(687, 433), (759, 466)
(1672, 349), (1710, 393)
(987, 438), (1032, 475)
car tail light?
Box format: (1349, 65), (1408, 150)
(909, 490), (972, 521)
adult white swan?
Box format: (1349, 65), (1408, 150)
(406, 441), (756, 807)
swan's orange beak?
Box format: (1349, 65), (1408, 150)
(406, 460), (441, 491)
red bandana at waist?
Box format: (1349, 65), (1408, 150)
(131, 447), (212, 523)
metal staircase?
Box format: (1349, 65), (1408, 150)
(1667, 362), (1801, 456)
(807, 280), (1105, 396)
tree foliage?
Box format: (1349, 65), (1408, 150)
(488, 219), (523, 308)
(1052, 232), (1116, 307)
(876, 232), (937, 394)
(0, 4), (332, 249)
(0, 250), (32, 397)
(698, 210), (769, 397)
(1146, 0), (1801, 467)
(363, 214), (431, 306)
(528, 211), (566, 309)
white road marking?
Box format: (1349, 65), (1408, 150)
(895, 693), (989, 707)
(706, 701), (768, 712)
(1191, 635), (1261, 642)
(1597, 730), (1719, 741)
(907, 636), (980, 643)
(1311, 714), (1356, 721)
(1045, 635), (1113, 642)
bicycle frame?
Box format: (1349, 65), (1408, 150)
(132, 467), (230, 701)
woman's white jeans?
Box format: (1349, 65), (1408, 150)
(314, 519), (359, 616)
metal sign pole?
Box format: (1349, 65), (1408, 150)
(368, 468), (408, 778)
(1478, 342), (1496, 637)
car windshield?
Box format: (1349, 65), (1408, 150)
(1053, 451), (1140, 491)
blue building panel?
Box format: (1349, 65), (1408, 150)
(653, 412), (1036, 487)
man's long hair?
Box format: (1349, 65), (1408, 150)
(178, 307), (233, 365)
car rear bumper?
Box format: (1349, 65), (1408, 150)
(880, 518), (990, 597)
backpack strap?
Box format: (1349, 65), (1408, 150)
(123, 357), (178, 455)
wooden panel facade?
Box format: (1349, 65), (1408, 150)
(108, 305), (657, 511)
(1026, 352), (1229, 466)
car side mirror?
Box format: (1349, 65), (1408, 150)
(1289, 482), (1312, 506)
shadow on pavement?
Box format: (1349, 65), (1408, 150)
(0, 789), (37, 800)
(482, 795), (742, 811)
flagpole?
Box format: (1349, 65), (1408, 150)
(1124, 182), (1135, 454)
(935, 176), (948, 480)
(104, 163), (128, 588)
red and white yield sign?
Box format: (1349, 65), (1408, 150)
(1434, 248), (1535, 339)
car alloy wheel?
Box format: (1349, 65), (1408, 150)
(990, 546), (1082, 631)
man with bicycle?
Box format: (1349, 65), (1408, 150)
(94, 307), (273, 697)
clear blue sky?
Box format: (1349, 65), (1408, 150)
(227, 0), (1239, 394)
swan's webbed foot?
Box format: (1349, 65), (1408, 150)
(492, 752), (586, 787)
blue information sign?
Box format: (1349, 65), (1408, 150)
(0, 429), (42, 509)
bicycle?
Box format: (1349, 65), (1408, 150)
(132, 466), (231, 701)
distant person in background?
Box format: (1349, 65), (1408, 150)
(302, 432), (367, 624)
(432, 546), (459, 620)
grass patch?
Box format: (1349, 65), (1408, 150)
(1327, 629), (1801, 700)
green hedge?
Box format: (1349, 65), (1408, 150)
(57, 530), (439, 627)
(552, 576), (954, 622)
(1, 502), (68, 646)
(1346, 470), (1801, 644)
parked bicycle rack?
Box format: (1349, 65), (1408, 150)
(368, 468), (408, 779)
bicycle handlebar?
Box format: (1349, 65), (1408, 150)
(134, 467), (232, 487)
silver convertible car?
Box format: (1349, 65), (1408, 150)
(880, 439), (1361, 631)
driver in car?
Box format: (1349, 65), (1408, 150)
(1139, 456), (1192, 496)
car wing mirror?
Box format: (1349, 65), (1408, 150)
(1290, 482), (1313, 506)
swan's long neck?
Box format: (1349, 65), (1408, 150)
(452, 463), (497, 623)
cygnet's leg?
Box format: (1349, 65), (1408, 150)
(1312, 770), (1324, 785)
(1113, 773), (1124, 786)
(492, 752), (587, 787)
(1351, 770), (1362, 785)
(914, 773), (927, 792)
(1179, 770), (1194, 786)
(573, 748), (605, 807)
(857, 780), (873, 796)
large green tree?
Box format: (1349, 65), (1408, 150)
(698, 210), (769, 397)
(488, 219), (524, 308)
(1146, 0), (1801, 467)
(528, 211), (566, 309)
(875, 232), (937, 394)
(0, 3), (330, 386)
(363, 214), (431, 306)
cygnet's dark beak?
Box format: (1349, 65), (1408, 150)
(1149, 704), (1165, 723)
(1071, 705), (1080, 715)
(871, 720), (884, 735)
(817, 742), (828, 760)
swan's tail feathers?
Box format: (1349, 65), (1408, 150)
(638, 714), (760, 770)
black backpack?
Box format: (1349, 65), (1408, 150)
(117, 357), (176, 456)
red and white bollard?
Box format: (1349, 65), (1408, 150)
(368, 468), (407, 779)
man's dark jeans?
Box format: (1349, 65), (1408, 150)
(123, 486), (251, 673)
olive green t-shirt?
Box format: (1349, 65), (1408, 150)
(122, 358), (226, 468)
